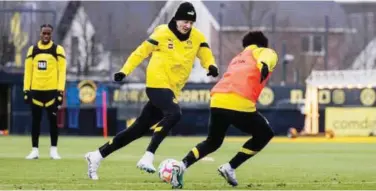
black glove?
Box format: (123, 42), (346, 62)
(56, 91), (64, 106)
(207, 65), (219, 77)
(114, 72), (126, 82)
(24, 91), (31, 104)
(260, 62), (269, 83)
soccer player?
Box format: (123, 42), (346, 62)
(170, 31), (278, 189)
(85, 1), (218, 180)
(23, 24), (67, 160)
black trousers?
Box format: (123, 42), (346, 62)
(29, 90), (59, 148)
(204, 108), (274, 151)
(99, 88), (182, 157)
(182, 107), (274, 169)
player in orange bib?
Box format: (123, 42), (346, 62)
(169, 31), (278, 189)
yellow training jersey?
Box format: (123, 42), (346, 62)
(23, 41), (67, 91)
(210, 45), (278, 112)
(120, 24), (216, 97)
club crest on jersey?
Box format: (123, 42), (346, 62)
(185, 40), (193, 49)
(168, 39), (173, 49)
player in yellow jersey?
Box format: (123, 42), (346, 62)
(23, 24), (66, 160)
(85, 2), (218, 180)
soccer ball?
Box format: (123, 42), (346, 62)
(287, 127), (298, 138)
(158, 158), (179, 183)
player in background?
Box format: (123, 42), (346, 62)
(85, 1), (218, 180)
(23, 24), (67, 160)
(170, 31), (278, 189)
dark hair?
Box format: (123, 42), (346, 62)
(242, 31), (268, 48)
(40, 24), (53, 31)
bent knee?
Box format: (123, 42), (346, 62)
(171, 110), (182, 121)
(165, 106), (182, 121)
(264, 127), (274, 141)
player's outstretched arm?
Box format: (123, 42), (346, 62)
(118, 27), (162, 80)
(197, 36), (218, 77)
(119, 40), (156, 76)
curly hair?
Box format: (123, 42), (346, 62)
(40, 24), (53, 31)
(242, 31), (268, 48)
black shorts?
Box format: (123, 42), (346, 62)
(30, 90), (57, 108)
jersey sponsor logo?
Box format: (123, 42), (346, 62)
(37, 60), (47, 70)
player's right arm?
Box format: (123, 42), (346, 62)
(256, 48), (278, 83)
(119, 27), (162, 76)
(23, 46), (34, 91)
(257, 48), (278, 71)
(56, 45), (67, 92)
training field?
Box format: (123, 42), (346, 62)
(0, 136), (375, 190)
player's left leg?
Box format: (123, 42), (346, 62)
(85, 101), (163, 180)
(230, 111), (274, 168)
(170, 108), (231, 189)
(46, 98), (60, 160)
(218, 111), (274, 186)
(181, 108), (231, 168)
(137, 88), (182, 173)
(26, 104), (43, 159)
(26, 90), (47, 159)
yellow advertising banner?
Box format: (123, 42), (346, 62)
(325, 107), (376, 136)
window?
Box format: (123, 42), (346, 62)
(301, 35), (324, 55)
(313, 35), (323, 52)
(301, 36), (309, 52)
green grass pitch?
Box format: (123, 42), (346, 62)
(0, 136), (375, 190)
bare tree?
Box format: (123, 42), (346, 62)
(112, 1), (166, 82)
(74, 6), (98, 77)
(90, 35), (98, 68)
(79, 10), (91, 76)
(65, 1), (166, 81)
